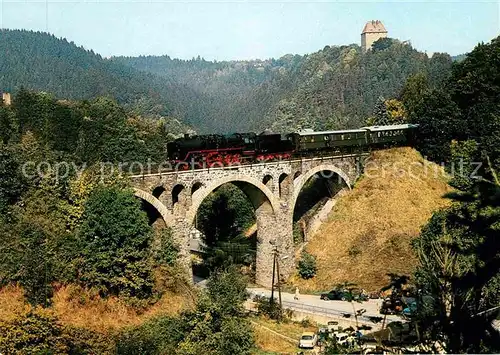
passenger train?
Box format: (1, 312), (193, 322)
(166, 124), (419, 168)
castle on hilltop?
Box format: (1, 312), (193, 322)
(361, 20), (388, 53)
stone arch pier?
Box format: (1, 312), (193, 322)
(131, 154), (365, 286)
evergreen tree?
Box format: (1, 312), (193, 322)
(0, 147), (24, 214)
(17, 222), (54, 307)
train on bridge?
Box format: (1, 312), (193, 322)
(166, 124), (418, 168)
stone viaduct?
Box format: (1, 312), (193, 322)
(131, 154), (367, 287)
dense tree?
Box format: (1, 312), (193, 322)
(413, 184), (500, 353)
(0, 106), (15, 144)
(8, 90), (173, 164)
(411, 36), (500, 169)
(116, 266), (254, 354)
(428, 53), (453, 86)
(78, 186), (154, 298)
(0, 147), (24, 214)
(411, 90), (462, 162)
(372, 37), (396, 52)
(17, 222), (54, 307)
(115, 38), (451, 133)
(178, 266), (254, 355)
(400, 72), (430, 121)
(116, 316), (185, 355)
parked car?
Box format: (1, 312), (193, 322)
(380, 297), (404, 315)
(334, 332), (356, 347)
(320, 288), (349, 301)
(299, 332), (318, 349)
(321, 288), (368, 302)
(353, 290), (369, 302)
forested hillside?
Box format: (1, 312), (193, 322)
(0, 29), (195, 129)
(115, 38), (453, 132)
(111, 54), (288, 132)
(1, 30), (454, 133)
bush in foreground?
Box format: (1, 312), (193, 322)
(298, 251), (317, 279)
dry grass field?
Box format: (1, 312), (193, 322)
(252, 316), (317, 354)
(0, 285), (25, 322)
(52, 284), (194, 333)
(291, 147), (453, 292)
(0, 283), (194, 334)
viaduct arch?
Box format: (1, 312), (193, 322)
(131, 154), (365, 286)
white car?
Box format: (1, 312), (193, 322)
(299, 332), (318, 349)
(334, 332), (356, 347)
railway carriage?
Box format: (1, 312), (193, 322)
(363, 124), (419, 146)
(288, 129), (369, 153)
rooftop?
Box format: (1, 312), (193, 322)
(361, 20), (388, 34)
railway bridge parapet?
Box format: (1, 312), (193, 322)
(131, 154), (367, 286)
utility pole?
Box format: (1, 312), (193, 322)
(276, 251), (282, 310)
(269, 245), (283, 320)
(270, 247), (276, 307)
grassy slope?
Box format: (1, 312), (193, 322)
(2, 285), (310, 354)
(292, 147), (452, 292)
(0, 284), (194, 334)
(252, 316), (317, 354)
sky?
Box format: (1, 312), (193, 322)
(0, 0), (499, 60)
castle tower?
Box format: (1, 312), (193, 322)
(361, 20), (388, 53)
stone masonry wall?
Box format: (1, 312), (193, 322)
(132, 154), (365, 286)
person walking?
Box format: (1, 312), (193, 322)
(294, 286), (300, 301)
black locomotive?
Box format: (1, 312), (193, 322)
(166, 124), (418, 168)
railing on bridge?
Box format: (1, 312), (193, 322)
(129, 152), (369, 178)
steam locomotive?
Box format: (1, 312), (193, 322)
(166, 124), (418, 168)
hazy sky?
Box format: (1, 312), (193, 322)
(1, 0), (499, 60)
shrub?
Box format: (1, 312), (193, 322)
(64, 326), (115, 354)
(116, 316), (184, 355)
(0, 300), (115, 354)
(0, 307), (68, 354)
(297, 251), (317, 279)
(254, 295), (283, 320)
(300, 317), (313, 327)
(154, 228), (179, 267)
(348, 245), (361, 257)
